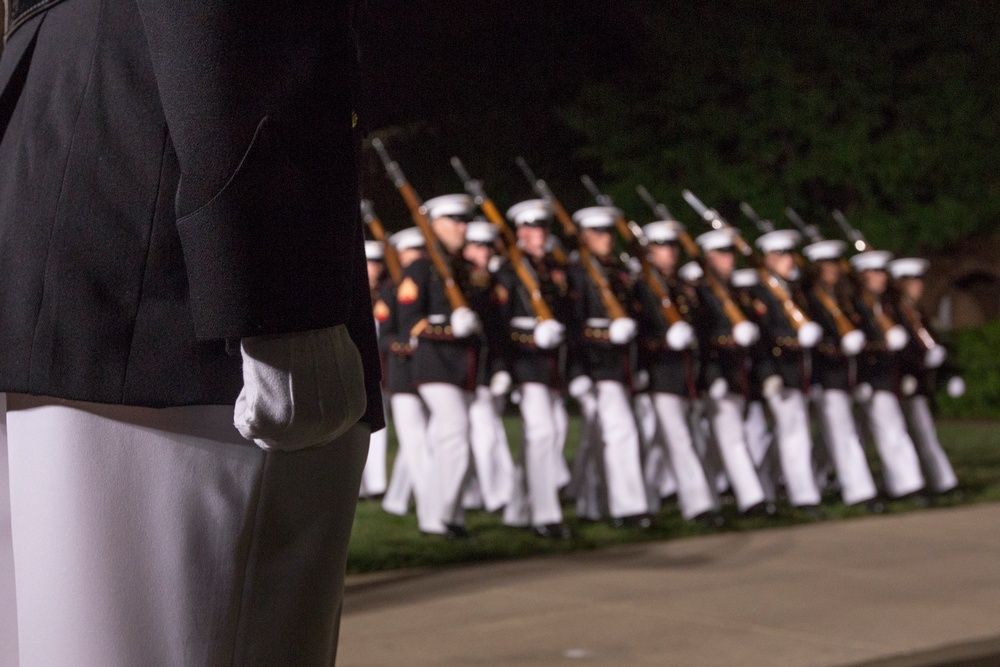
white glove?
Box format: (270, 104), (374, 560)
(884, 324), (909, 351)
(924, 344), (947, 369)
(489, 371), (513, 397)
(666, 321), (695, 350)
(708, 377), (728, 401)
(609, 317), (638, 345)
(840, 329), (866, 357)
(633, 369), (650, 392)
(568, 375), (594, 398)
(900, 375), (918, 397)
(450, 306), (481, 338)
(854, 382), (873, 403)
(533, 319), (566, 349)
(762, 374), (784, 398)
(947, 376), (966, 398)
(732, 320), (760, 347)
(234, 324), (367, 452)
(797, 321), (822, 349)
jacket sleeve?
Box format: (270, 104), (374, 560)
(136, 1), (362, 340)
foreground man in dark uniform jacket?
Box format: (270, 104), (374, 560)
(0, 2), (383, 665)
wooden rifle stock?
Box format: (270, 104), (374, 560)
(360, 199), (403, 284)
(449, 157), (555, 322)
(371, 139), (469, 311)
(897, 297), (938, 352)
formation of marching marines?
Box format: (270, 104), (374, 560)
(356, 143), (965, 539)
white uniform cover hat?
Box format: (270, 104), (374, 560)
(641, 220), (685, 243)
(422, 193), (475, 220)
(364, 240), (384, 261)
(506, 199), (552, 227)
(388, 227), (426, 251)
(849, 250), (893, 272)
(888, 257), (930, 279)
(465, 220), (499, 244)
(802, 239), (846, 262)
(572, 206), (621, 229)
(755, 229), (802, 253)
(695, 227), (736, 252)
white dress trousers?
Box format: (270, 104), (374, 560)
(2, 393), (369, 667)
(649, 393), (718, 519)
(417, 383), (474, 527)
(744, 399), (778, 503)
(765, 388), (822, 507)
(705, 393), (767, 512)
(863, 390), (925, 498)
(593, 381), (649, 519)
(0, 394), (17, 667)
(358, 390), (389, 498)
(382, 392), (443, 533)
(816, 389), (877, 505)
(503, 383), (564, 527)
(903, 395), (958, 494)
(467, 386), (514, 512)
(570, 388), (607, 521)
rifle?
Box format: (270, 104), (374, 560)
(360, 199), (403, 284)
(580, 176), (691, 346)
(833, 210), (933, 356)
(637, 185), (757, 345)
(450, 156), (556, 323)
(684, 190), (821, 347)
(515, 157), (631, 324)
(782, 207), (866, 354)
(371, 138), (469, 313)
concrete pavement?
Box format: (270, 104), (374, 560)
(338, 503), (1000, 666)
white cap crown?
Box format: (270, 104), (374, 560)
(389, 227), (426, 251)
(423, 193), (475, 220)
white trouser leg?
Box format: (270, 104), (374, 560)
(652, 393), (718, 519)
(744, 400), (778, 503)
(552, 398), (571, 489)
(766, 389), (822, 506)
(383, 394), (436, 528)
(6, 394), (368, 667)
(818, 390), (877, 505)
(359, 391), (388, 497)
(0, 394), (17, 667)
(490, 396), (515, 509)
(636, 393), (675, 510)
(595, 381), (649, 518)
(467, 386), (511, 512)
(571, 389), (604, 520)
(864, 391), (925, 498)
(706, 394), (766, 512)
(904, 395), (958, 493)
(418, 383), (474, 526)
(515, 383), (564, 527)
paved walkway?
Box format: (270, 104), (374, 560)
(338, 503), (1000, 666)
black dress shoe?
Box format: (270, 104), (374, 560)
(742, 501), (777, 517)
(444, 523), (473, 540)
(798, 504), (825, 520)
(533, 523), (573, 540)
(692, 510), (725, 529)
(610, 514), (653, 529)
(864, 499), (886, 514)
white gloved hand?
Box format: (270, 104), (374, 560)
(568, 375), (594, 399)
(947, 376), (966, 398)
(854, 382), (874, 403)
(797, 321), (822, 349)
(633, 369), (650, 392)
(609, 317), (638, 345)
(708, 377), (728, 400)
(762, 374), (784, 398)
(666, 321), (695, 350)
(884, 324), (909, 351)
(234, 324), (367, 452)
(840, 329), (866, 357)
(924, 344), (947, 369)
(450, 306), (481, 338)
(733, 320), (760, 347)
(533, 319), (566, 349)
(489, 371), (513, 397)
(900, 374), (918, 397)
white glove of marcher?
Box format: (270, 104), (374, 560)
(450, 306), (482, 338)
(900, 374), (918, 397)
(568, 375), (594, 399)
(533, 319), (566, 349)
(762, 374), (784, 398)
(633, 369), (650, 392)
(708, 377), (728, 401)
(854, 382), (874, 403)
(489, 371), (513, 397)
(947, 376), (966, 398)
(609, 317), (638, 345)
(666, 321), (695, 350)
(234, 324), (367, 451)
